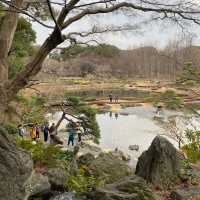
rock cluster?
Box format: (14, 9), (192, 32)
(1, 127), (200, 200)
(171, 186), (200, 200)
(0, 127), (33, 200)
(89, 176), (156, 200)
(135, 135), (185, 188)
(78, 152), (133, 184)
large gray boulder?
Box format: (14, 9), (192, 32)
(109, 149), (131, 162)
(86, 152), (132, 184)
(50, 192), (76, 200)
(77, 153), (95, 167)
(170, 164), (200, 200)
(26, 171), (51, 198)
(45, 167), (68, 190)
(0, 127), (33, 200)
(89, 176), (156, 200)
(135, 136), (185, 188)
(170, 186), (200, 200)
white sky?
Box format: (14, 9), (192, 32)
(32, 1), (200, 50)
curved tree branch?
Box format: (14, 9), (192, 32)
(0, 0), (55, 28)
(62, 2), (200, 29)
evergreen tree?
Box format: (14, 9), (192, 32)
(59, 96), (100, 143)
(177, 62), (200, 85)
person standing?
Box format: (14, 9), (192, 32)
(35, 123), (40, 139)
(67, 123), (76, 146)
(49, 123), (56, 135)
(43, 122), (49, 142)
(49, 123), (56, 144)
(108, 93), (113, 103)
(156, 105), (163, 116)
(30, 124), (37, 141)
(18, 124), (24, 137)
(77, 123), (82, 143)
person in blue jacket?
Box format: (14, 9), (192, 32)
(67, 123), (77, 146)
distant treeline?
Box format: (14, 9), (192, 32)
(39, 43), (200, 80)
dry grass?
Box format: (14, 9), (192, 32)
(23, 78), (173, 97)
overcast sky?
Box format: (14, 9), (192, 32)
(32, 1), (200, 50)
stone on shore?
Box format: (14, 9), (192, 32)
(129, 145), (139, 151)
(50, 192), (76, 200)
(89, 176), (156, 200)
(86, 152), (133, 184)
(170, 186), (200, 200)
(109, 149), (131, 161)
(135, 136), (185, 188)
(26, 171), (51, 198)
(45, 167), (68, 190)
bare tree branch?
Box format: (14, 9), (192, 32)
(62, 2), (200, 29)
(73, 0), (116, 9)
(0, 0), (55, 28)
(46, 0), (62, 32)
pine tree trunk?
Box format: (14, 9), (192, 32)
(0, 86), (9, 123)
(0, 0), (70, 124)
(0, 0), (23, 123)
(8, 29), (64, 100)
(0, 60), (8, 83)
(0, 0), (24, 84)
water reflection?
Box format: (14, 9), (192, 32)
(47, 106), (199, 166)
(109, 112), (120, 119)
(97, 109), (163, 166)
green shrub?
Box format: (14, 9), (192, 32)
(56, 150), (74, 162)
(83, 97), (97, 102)
(91, 44), (119, 58)
(15, 95), (47, 124)
(185, 103), (200, 111)
(1, 123), (18, 134)
(182, 129), (200, 163)
(184, 80), (196, 86)
(16, 138), (71, 167)
(177, 62), (200, 86)
(66, 167), (105, 193)
(182, 144), (200, 163)
(165, 97), (183, 110)
(61, 44), (119, 60)
(62, 96), (100, 143)
(150, 90), (183, 110)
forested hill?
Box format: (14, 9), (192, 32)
(37, 44), (200, 80)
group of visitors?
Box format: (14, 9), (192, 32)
(17, 121), (82, 146)
(18, 122), (56, 142)
(108, 93), (118, 103)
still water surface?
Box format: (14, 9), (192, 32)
(48, 106), (198, 165)
(96, 106), (180, 164)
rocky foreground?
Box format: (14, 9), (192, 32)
(0, 126), (200, 200)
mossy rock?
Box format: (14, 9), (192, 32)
(87, 152), (133, 184)
(89, 176), (156, 200)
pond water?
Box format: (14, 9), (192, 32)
(96, 106), (181, 165)
(47, 105), (199, 166)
